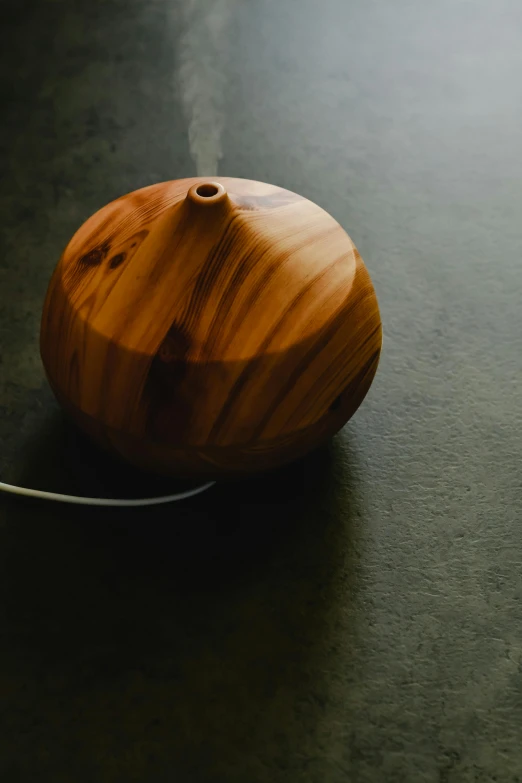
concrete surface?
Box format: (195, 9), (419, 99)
(1, 0), (522, 780)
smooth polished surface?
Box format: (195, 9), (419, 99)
(1, 0), (522, 780)
(41, 176), (381, 476)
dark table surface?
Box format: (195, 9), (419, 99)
(1, 0), (522, 780)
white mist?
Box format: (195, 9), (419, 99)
(177, 0), (238, 176)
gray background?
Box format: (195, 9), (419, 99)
(1, 0), (521, 781)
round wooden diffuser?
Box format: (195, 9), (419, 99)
(40, 177), (382, 478)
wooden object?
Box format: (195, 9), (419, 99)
(40, 177), (382, 477)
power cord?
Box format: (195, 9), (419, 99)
(0, 479), (216, 506)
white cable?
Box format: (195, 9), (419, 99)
(0, 479), (216, 506)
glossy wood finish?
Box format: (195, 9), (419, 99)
(40, 177), (382, 476)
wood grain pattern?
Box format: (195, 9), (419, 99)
(40, 177), (382, 477)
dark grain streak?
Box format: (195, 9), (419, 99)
(78, 240), (111, 267)
(109, 252), (126, 269)
(207, 262), (340, 440)
(181, 213), (244, 332)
